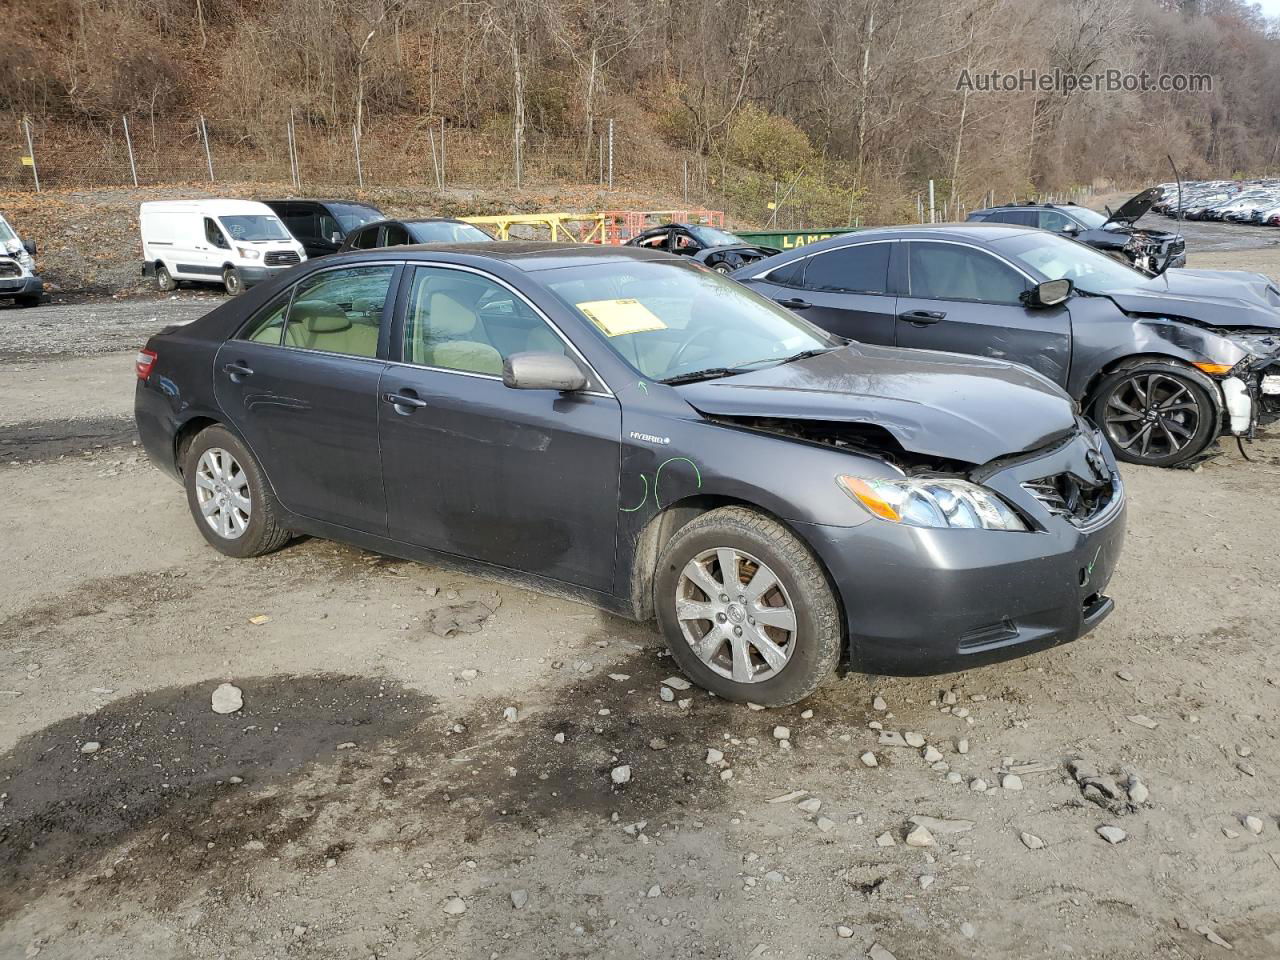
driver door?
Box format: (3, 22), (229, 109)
(894, 240), (1072, 387)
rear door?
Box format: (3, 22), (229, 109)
(377, 264), (622, 591)
(214, 263), (399, 532)
(893, 240), (1071, 386)
(751, 241), (897, 345)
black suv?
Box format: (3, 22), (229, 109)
(968, 188), (1186, 274)
(261, 199), (385, 260)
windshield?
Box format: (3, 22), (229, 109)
(993, 232), (1147, 293)
(0, 216), (16, 245)
(219, 215), (290, 242)
(540, 260), (838, 382)
(327, 203), (384, 232)
(408, 221), (494, 243)
(1068, 207), (1108, 228)
(688, 225), (746, 247)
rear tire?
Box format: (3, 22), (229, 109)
(654, 506), (841, 706)
(223, 267), (244, 296)
(1091, 361), (1218, 467)
(156, 263), (176, 292)
(183, 425), (291, 558)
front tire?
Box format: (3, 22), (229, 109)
(1091, 362), (1218, 467)
(15, 294), (41, 308)
(223, 267), (244, 296)
(156, 263), (176, 292)
(654, 506), (841, 706)
(183, 425), (291, 558)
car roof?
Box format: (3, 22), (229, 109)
(335, 241), (680, 271)
(140, 199), (278, 216)
(260, 198), (381, 207)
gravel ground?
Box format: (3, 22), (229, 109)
(1, 226), (1279, 960)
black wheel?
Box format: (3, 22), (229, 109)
(654, 506), (841, 706)
(711, 262), (733, 274)
(15, 295), (41, 308)
(183, 425), (291, 558)
(223, 267), (244, 296)
(156, 263), (176, 292)
(1091, 362), (1217, 467)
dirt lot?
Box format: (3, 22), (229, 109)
(2, 238), (1280, 960)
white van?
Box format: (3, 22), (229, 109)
(139, 199), (308, 295)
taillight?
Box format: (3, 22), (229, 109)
(136, 349), (158, 379)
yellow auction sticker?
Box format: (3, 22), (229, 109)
(576, 298), (667, 337)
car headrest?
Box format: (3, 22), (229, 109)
(292, 299), (351, 333)
(429, 291), (477, 336)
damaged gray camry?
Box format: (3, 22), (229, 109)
(736, 225), (1280, 467)
(136, 243), (1124, 706)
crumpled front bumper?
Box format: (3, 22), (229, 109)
(0, 273), (43, 299)
(797, 423), (1126, 675)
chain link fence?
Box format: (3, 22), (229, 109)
(0, 113), (668, 195)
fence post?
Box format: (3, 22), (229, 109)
(353, 124), (364, 188)
(122, 116), (139, 186)
(598, 136), (604, 185)
(607, 118), (614, 190)
(199, 115), (214, 182)
(929, 179), (936, 224)
(440, 117), (446, 188)
(288, 109), (301, 189)
(22, 118), (40, 192)
(683, 159), (688, 204)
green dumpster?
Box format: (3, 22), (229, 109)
(735, 228), (857, 251)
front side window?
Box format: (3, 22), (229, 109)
(318, 214), (343, 243)
(907, 242), (1028, 304)
(541, 260), (837, 382)
(282, 265), (395, 357)
(802, 243), (890, 294)
(403, 267), (567, 376)
(1037, 210), (1076, 232)
(219, 215), (291, 242)
(204, 217), (230, 249)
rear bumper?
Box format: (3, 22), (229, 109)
(135, 377), (183, 482)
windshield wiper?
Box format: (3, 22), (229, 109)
(658, 367), (744, 385)
(774, 347), (835, 365)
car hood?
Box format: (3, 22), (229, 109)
(1102, 268), (1280, 329)
(1104, 186), (1160, 226)
(677, 343), (1077, 464)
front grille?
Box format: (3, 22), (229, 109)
(264, 250), (301, 267)
(0, 259), (21, 279)
(1023, 473), (1117, 527)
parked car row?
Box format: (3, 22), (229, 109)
(1150, 178), (1280, 224)
(139, 197), (495, 295)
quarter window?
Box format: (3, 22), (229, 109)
(907, 242), (1028, 304)
(241, 291), (292, 344)
(281, 265), (395, 357)
(403, 267), (567, 377)
(801, 243), (890, 294)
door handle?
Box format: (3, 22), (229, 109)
(899, 309), (947, 325)
(223, 362), (253, 381)
(776, 297), (812, 310)
(384, 391), (428, 413)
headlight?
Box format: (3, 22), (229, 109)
(4, 239), (19, 256)
(837, 475), (1027, 531)
(237, 247), (261, 260)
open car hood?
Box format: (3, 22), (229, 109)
(1103, 268), (1280, 329)
(676, 344), (1077, 465)
(1104, 187), (1160, 226)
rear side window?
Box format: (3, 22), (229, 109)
(907, 242), (1027, 304)
(765, 258), (807, 287)
(351, 227), (381, 250)
(383, 223), (411, 246)
(282, 266), (396, 358)
(802, 243), (890, 294)
(241, 291), (293, 344)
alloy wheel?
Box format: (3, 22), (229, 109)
(194, 447), (251, 539)
(1102, 372), (1202, 461)
(675, 547), (797, 684)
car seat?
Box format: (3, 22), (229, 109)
(409, 286), (503, 375)
(284, 299), (379, 356)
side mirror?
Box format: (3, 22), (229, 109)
(1061, 223), (1079, 235)
(1024, 278), (1073, 308)
(23, 240), (36, 257)
(502, 352), (587, 392)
